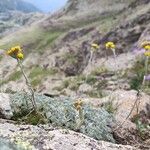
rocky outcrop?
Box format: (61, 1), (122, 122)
(0, 122), (135, 150)
(81, 90), (150, 126)
(99, 9), (150, 53)
(0, 93), (13, 119)
(61, 0), (132, 17)
(138, 24), (150, 45)
(0, 138), (20, 150)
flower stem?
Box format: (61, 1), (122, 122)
(143, 56), (149, 85)
(85, 51), (93, 82)
(17, 59), (37, 112)
(76, 108), (84, 130)
(112, 48), (117, 74)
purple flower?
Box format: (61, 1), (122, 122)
(131, 43), (148, 55)
(144, 75), (150, 81)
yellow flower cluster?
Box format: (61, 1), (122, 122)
(105, 42), (115, 49)
(141, 41), (150, 51)
(144, 51), (150, 57)
(6, 45), (24, 60)
(141, 41), (150, 57)
(74, 99), (83, 111)
(91, 43), (99, 51)
(90, 42), (116, 52)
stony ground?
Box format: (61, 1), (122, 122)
(0, 0), (150, 150)
(0, 120), (135, 150)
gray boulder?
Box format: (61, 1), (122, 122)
(0, 93), (13, 119)
(0, 138), (19, 150)
(0, 122), (135, 150)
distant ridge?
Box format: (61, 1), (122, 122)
(0, 0), (41, 13)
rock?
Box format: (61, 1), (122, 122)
(83, 52), (136, 75)
(138, 24), (150, 45)
(104, 90), (150, 124)
(84, 90), (150, 128)
(0, 55), (17, 79)
(99, 7), (150, 53)
(0, 138), (20, 150)
(2, 81), (28, 93)
(55, 45), (89, 76)
(60, 88), (77, 97)
(57, 0), (131, 19)
(0, 122), (135, 150)
(0, 93), (13, 119)
(78, 83), (93, 93)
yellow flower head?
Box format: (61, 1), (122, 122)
(6, 45), (23, 60)
(17, 52), (24, 59)
(105, 42), (115, 49)
(74, 99), (83, 111)
(141, 41), (150, 50)
(91, 43), (99, 51)
(144, 51), (150, 57)
(76, 105), (82, 111)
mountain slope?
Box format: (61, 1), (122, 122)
(63, 0), (132, 15)
(0, 0), (150, 93)
(0, 0), (150, 149)
(0, 0), (40, 13)
(0, 0), (44, 37)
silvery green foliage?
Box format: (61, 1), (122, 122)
(0, 138), (19, 150)
(10, 92), (115, 142)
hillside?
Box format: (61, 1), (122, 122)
(0, 0), (150, 149)
(0, 0), (40, 13)
(62, 0), (132, 16)
(0, 0), (150, 92)
(0, 0), (44, 37)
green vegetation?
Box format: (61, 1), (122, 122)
(86, 75), (97, 85)
(91, 67), (108, 76)
(103, 100), (118, 114)
(24, 111), (47, 125)
(29, 66), (58, 87)
(65, 11), (120, 32)
(0, 55), (3, 61)
(11, 92), (115, 142)
(0, 70), (22, 86)
(86, 90), (103, 98)
(132, 114), (150, 140)
(13, 108), (46, 125)
(8, 70), (21, 82)
(53, 75), (85, 92)
(53, 73), (107, 98)
(0, 9), (121, 55)
(35, 30), (63, 54)
(69, 75), (85, 91)
(62, 52), (78, 65)
(29, 66), (58, 79)
(130, 59), (150, 90)
(0, 26), (64, 54)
